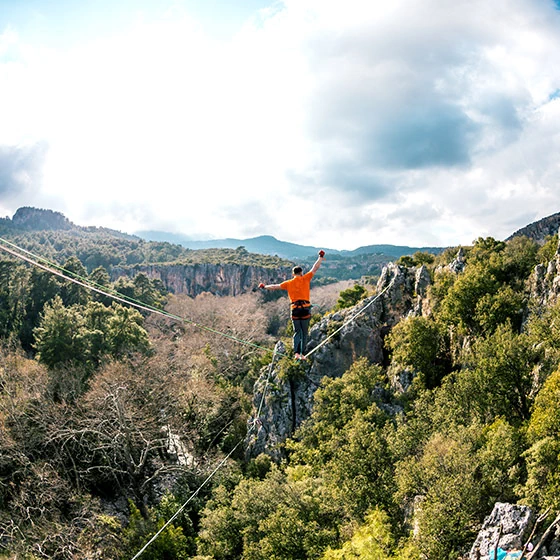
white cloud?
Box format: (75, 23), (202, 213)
(1, 0), (560, 248)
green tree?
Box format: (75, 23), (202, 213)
(197, 466), (343, 560)
(474, 285), (525, 334)
(132, 272), (167, 310)
(461, 324), (538, 422)
(437, 262), (499, 334)
(89, 265), (114, 306)
(120, 500), (193, 560)
(34, 296), (88, 368)
(34, 299), (151, 369)
(395, 428), (488, 559)
(106, 304), (151, 358)
(469, 237), (506, 263)
(525, 300), (560, 372)
(396, 255), (415, 267)
(385, 317), (447, 389)
(289, 359), (396, 520)
(60, 257), (90, 306)
(0, 260), (28, 340)
(434, 236), (534, 336)
(20, 268), (61, 350)
(536, 234), (558, 265)
(500, 235), (538, 284)
(336, 284), (367, 310)
(413, 252), (435, 266)
(321, 508), (415, 560)
(523, 368), (560, 510)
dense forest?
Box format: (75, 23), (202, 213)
(1, 227), (560, 559)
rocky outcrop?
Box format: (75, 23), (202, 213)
(110, 263), (292, 297)
(376, 262), (431, 321)
(11, 207), (74, 230)
(508, 212), (560, 243)
(246, 262), (428, 458)
(435, 247), (466, 275)
(530, 230), (560, 307)
(469, 503), (534, 559)
(469, 503), (560, 560)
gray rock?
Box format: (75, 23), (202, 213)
(110, 262), (292, 297)
(448, 248), (467, 274)
(469, 502), (534, 560)
(387, 364), (416, 394)
(246, 262), (424, 458)
(415, 265), (431, 297)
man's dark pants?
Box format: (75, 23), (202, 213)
(292, 317), (310, 355)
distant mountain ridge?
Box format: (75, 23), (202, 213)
(136, 231), (444, 260)
(508, 211), (560, 242)
(3, 206), (139, 240)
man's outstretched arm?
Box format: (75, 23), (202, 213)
(259, 283), (283, 290)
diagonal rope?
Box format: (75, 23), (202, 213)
(0, 235), (397, 558)
(130, 344), (282, 560)
(303, 276), (396, 359)
(0, 237), (284, 357)
(130, 438), (244, 560)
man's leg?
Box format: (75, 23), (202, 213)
(300, 317), (310, 356)
(292, 319), (303, 355)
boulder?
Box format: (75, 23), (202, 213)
(469, 503), (534, 559)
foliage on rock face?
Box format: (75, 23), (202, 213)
(3, 231), (560, 560)
(321, 509), (395, 560)
(120, 498), (194, 560)
(288, 359), (397, 522)
(335, 284), (368, 310)
(537, 233), (559, 264)
(522, 368), (560, 511)
(197, 466), (343, 560)
(385, 317), (447, 389)
(394, 419), (523, 559)
(430, 236), (536, 337)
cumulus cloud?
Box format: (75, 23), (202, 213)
(2, 0), (560, 247)
(0, 142), (48, 199)
(271, 0), (560, 244)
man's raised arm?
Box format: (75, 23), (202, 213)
(310, 250), (325, 274)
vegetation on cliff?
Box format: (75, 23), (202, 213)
(1, 230), (560, 559)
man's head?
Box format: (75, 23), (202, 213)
(292, 266), (303, 276)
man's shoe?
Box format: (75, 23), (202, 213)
(294, 353), (301, 360)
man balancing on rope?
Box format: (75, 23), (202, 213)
(259, 250), (325, 360)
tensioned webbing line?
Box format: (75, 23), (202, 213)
(0, 236), (396, 361)
(1, 236), (396, 558)
(0, 237), (284, 357)
(302, 275), (395, 359)
(129, 344), (282, 560)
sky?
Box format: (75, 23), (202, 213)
(2, 0), (560, 249)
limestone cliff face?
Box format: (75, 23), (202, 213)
(246, 261), (431, 459)
(508, 211), (560, 243)
(110, 263), (292, 297)
(530, 230), (560, 307)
